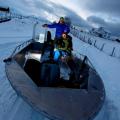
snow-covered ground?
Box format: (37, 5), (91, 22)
(73, 37), (120, 120)
(0, 18), (48, 120)
(71, 28), (120, 58)
(0, 18), (120, 120)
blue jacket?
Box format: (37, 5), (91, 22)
(48, 23), (70, 38)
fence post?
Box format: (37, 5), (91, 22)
(94, 40), (96, 47)
(88, 38), (92, 45)
(100, 43), (105, 51)
(110, 47), (116, 57)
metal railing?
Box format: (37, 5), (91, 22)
(73, 51), (95, 70)
(10, 39), (33, 58)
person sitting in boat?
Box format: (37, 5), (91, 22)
(53, 32), (73, 61)
(42, 17), (70, 41)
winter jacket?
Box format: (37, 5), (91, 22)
(56, 37), (72, 54)
(47, 23), (70, 38)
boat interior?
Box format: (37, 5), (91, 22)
(4, 31), (105, 120)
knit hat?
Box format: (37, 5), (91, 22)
(60, 17), (64, 21)
(62, 32), (67, 35)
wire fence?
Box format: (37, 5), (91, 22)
(1, 11), (120, 60)
(70, 27), (120, 60)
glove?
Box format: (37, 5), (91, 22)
(42, 24), (48, 27)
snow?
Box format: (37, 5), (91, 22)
(71, 28), (120, 58)
(0, 18), (48, 120)
(0, 17), (120, 120)
(73, 35), (120, 120)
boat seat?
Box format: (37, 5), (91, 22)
(30, 42), (44, 53)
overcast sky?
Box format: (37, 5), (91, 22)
(49, 0), (120, 36)
(1, 0), (120, 36)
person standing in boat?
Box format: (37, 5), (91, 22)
(42, 17), (70, 42)
(53, 32), (73, 61)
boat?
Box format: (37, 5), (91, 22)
(4, 30), (105, 120)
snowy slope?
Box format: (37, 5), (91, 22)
(73, 37), (120, 120)
(0, 17), (120, 120)
(71, 28), (120, 58)
(0, 18), (49, 120)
